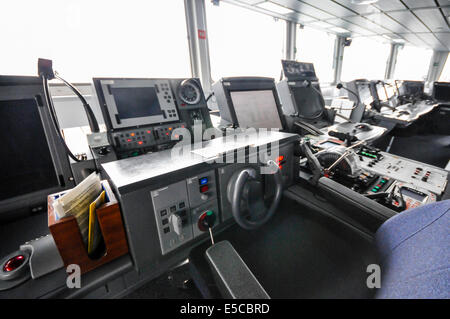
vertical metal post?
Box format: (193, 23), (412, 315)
(284, 21), (297, 61)
(184, 0), (213, 94)
(426, 50), (449, 83)
(385, 43), (400, 80)
(332, 36), (345, 84)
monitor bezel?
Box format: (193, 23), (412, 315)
(0, 76), (74, 220)
(93, 78), (180, 131)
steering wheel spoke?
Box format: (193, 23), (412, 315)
(227, 162), (283, 230)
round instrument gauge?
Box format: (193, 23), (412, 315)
(178, 79), (201, 105)
(316, 146), (359, 176)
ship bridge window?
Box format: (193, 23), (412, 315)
(206, 1), (285, 80)
(394, 45), (433, 81)
(0, 0), (191, 81)
(341, 37), (391, 81)
(296, 26), (336, 84)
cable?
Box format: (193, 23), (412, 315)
(42, 77), (80, 162)
(205, 92), (214, 103)
(54, 71), (99, 133)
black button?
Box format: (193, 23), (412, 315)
(170, 206), (176, 212)
(163, 227), (170, 234)
(160, 209), (167, 217)
(162, 219), (168, 225)
(179, 202), (185, 209)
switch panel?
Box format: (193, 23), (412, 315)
(186, 170), (217, 208)
(151, 181), (193, 255)
(190, 200), (219, 238)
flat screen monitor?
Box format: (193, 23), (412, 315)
(433, 82), (450, 101)
(94, 78), (180, 130)
(229, 90), (283, 129)
(290, 85), (324, 119)
(282, 60), (318, 81)
(398, 81), (424, 96)
(0, 99), (59, 201)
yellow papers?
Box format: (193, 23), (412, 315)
(52, 172), (102, 245)
(88, 190), (106, 255)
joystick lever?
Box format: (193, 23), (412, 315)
(199, 211), (216, 245)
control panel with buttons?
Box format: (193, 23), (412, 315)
(110, 122), (186, 155)
(151, 170), (219, 255)
(357, 151), (448, 195)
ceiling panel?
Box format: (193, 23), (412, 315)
(297, 0), (357, 17)
(434, 32), (450, 49)
(342, 15), (391, 34)
(416, 32), (448, 50)
(413, 8), (450, 32)
(284, 11), (318, 23)
(387, 10), (430, 32)
(325, 18), (375, 35)
(272, 0), (336, 20)
(372, 0), (407, 12)
(399, 33), (429, 47)
(331, 0), (382, 15)
(364, 13), (411, 34)
(403, 0), (436, 9)
(226, 0), (450, 50)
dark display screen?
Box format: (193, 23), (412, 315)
(434, 83), (450, 101)
(111, 87), (162, 120)
(399, 82), (424, 96)
(0, 99), (59, 201)
(291, 85), (323, 119)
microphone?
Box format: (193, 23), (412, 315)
(336, 83), (361, 107)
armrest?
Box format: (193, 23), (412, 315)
(205, 241), (270, 299)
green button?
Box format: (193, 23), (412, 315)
(206, 210), (213, 216)
(372, 188), (377, 192)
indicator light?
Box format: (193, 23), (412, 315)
(3, 255), (25, 272)
(147, 130), (151, 134)
(130, 133), (135, 137)
(199, 177), (208, 185)
(138, 141), (143, 145)
(127, 139), (132, 142)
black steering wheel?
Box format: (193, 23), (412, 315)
(227, 161), (283, 230)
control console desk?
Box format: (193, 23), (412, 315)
(102, 131), (298, 272)
(372, 101), (437, 128)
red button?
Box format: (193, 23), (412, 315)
(3, 255), (25, 272)
(200, 185), (209, 193)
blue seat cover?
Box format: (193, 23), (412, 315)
(375, 200), (450, 298)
